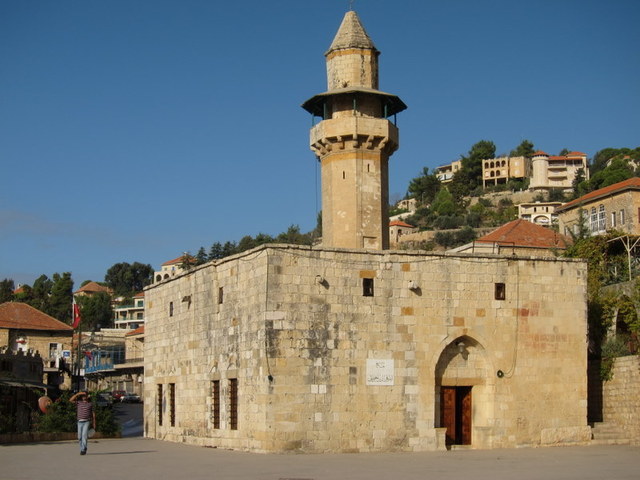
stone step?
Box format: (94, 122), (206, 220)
(590, 422), (631, 445)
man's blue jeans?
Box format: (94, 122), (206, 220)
(77, 420), (90, 452)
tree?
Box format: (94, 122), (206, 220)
(0, 279), (14, 303)
(430, 188), (458, 217)
(510, 139), (535, 158)
(77, 292), (113, 331)
(29, 274), (53, 312)
(48, 272), (74, 323)
(208, 242), (224, 260)
(104, 262), (153, 296)
(407, 167), (441, 206)
(195, 247), (208, 265)
(449, 140), (496, 199)
(276, 225), (312, 245)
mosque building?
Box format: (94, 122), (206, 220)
(143, 10), (590, 452)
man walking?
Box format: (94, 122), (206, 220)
(69, 391), (96, 455)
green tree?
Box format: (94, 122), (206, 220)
(431, 188), (458, 217)
(449, 140), (496, 199)
(407, 167), (441, 206)
(104, 262), (153, 296)
(588, 158), (634, 192)
(0, 279), (14, 303)
(29, 274), (53, 312)
(276, 225), (312, 245)
(195, 247), (208, 265)
(77, 292), (113, 331)
(510, 139), (535, 157)
(208, 242), (224, 260)
(48, 272), (74, 323)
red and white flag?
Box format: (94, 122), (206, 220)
(72, 300), (82, 329)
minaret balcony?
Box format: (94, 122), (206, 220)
(310, 116), (399, 157)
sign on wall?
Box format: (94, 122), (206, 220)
(366, 359), (394, 386)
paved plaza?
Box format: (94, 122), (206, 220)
(0, 437), (638, 480)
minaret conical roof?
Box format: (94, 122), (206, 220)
(326, 10), (378, 54)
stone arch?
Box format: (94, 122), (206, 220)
(434, 334), (495, 448)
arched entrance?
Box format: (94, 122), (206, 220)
(435, 335), (492, 448)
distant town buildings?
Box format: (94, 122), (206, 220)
(436, 151), (589, 193)
(482, 156), (529, 188)
(529, 151), (589, 191)
(451, 219), (570, 257)
(389, 220), (417, 245)
(154, 255), (194, 283)
(435, 160), (461, 183)
(113, 292), (145, 330)
(517, 201), (563, 226)
(556, 177), (640, 237)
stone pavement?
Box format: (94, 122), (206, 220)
(0, 437), (638, 480)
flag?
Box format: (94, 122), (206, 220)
(72, 300), (82, 329)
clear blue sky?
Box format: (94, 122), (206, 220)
(1, 0), (639, 287)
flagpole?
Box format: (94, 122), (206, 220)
(73, 296), (82, 391)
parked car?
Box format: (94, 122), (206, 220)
(96, 393), (112, 407)
(111, 390), (126, 402)
(122, 392), (141, 403)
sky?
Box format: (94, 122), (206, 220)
(1, 0), (639, 287)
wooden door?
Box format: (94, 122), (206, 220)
(441, 387), (456, 445)
(459, 387), (472, 445)
(441, 386), (472, 446)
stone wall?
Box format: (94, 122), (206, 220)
(603, 355), (640, 445)
(144, 244), (590, 453)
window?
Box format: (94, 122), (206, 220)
(611, 212), (616, 228)
(590, 207), (597, 233)
(169, 383), (176, 427)
(495, 283), (506, 300)
(229, 379), (238, 430)
(169, 302), (174, 317)
(218, 287), (224, 304)
(620, 209), (626, 225)
(212, 380), (220, 429)
(598, 205), (606, 232)
(363, 278), (374, 297)
(157, 384), (163, 426)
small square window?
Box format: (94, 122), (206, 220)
(363, 278), (374, 297)
(495, 283), (506, 300)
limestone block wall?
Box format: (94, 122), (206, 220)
(144, 244), (589, 453)
(603, 355), (640, 445)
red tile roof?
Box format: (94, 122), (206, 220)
(557, 177), (640, 212)
(162, 255), (195, 266)
(74, 281), (112, 295)
(477, 219), (570, 249)
(126, 325), (144, 336)
(533, 151), (548, 156)
(0, 302), (74, 331)
(389, 220), (415, 228)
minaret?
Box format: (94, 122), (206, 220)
(303, 11), (406, 250)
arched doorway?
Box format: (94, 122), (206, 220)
(435, 335), (491, 448)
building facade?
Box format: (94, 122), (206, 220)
(517, 201), (563, 226)
(556, 177), (640, 237)
(143, 11), (590, 453)
(529, 151), (589, 191)
(0, 302), (73, 390)
(435, 160), (462, 183)
(482, 156), (529, 188)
